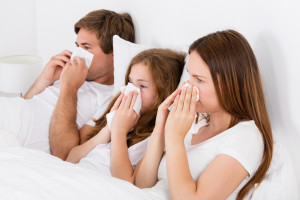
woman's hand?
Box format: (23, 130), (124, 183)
(154, 88), (181, 135)
(165, 85), (197, 142)
(110, 91), (139, 137)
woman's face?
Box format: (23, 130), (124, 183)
(128, 63), (156, 114)
(186, 51), (222, 113)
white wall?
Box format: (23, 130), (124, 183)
(0, 0), (36, 57)
(2, 0), (300, 195)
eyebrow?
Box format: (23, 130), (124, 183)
(75, 42), (92, 46)
(128, 76), (149, 83)
(187, 68), (207, 79)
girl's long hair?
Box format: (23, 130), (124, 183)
(88, 48), (185, 147)
(189, 30), (273, 199)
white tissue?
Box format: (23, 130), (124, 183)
(106, 83), (142, 130)
(71, 47), (94, 68)
(182, 82), (199, 101)
(168, 83), (200, 110)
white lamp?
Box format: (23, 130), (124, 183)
(0, 55), (42, 96)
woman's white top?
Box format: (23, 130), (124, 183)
(78, 137), (150, 176)
(157, 119), (264, 199)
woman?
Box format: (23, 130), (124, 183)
(135, 30), (273, 200)
(66, 48), (185, 183)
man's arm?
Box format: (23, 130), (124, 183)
(49, 57), (87, 160)
(23, 50), (72, 99)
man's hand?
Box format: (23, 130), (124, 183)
(23, 50), (72, 99)
(40, 50), (72, 85)
(60, 57), (88, 92)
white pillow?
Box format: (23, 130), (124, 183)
(112, 35), (190, 95)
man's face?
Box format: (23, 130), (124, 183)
(75, 28), (113, 83)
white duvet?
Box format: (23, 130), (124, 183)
(0, 129), (169, 200)
(1, 129), (298, 200)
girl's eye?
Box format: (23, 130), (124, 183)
(140, 85), (147, 89)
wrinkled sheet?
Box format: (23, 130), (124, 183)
(0, 129), (169, 200)
(0, 145), (169, 200)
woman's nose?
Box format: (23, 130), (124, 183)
(187, 79), (194, 85)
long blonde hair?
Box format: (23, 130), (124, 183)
(89, 48), (185, 147)
(189, 30), (273, 199)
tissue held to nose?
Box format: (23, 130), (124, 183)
(182, 82), (200, 101)
(168, 82), (199, 111)
(71, 47), (94, 69)
(106, 83), (142, 130)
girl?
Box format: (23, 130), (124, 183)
(66, 48), (185, 183)
(135, 30), (273, 200)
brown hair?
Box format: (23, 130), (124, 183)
(74, 9), (135, 54)
(89, 48), (185, 147)
(189, 30), (273, 199)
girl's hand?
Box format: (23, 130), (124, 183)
(110, 92), (125, 112)
(110, 91), (139, 137)
(165, 85), (197, 142)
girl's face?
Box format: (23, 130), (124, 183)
(128, 63), (156, 114)
(186, 51), (222, 113)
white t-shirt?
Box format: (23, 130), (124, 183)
(23, 81), (113, 153)
(77, 137), (150, 176)
(157, 119), (264, 200)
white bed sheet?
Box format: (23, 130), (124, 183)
(0, 146), (170, 200)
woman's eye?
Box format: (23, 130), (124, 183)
(84, 46), (90, 50)
(140, 85), (147, 89)
(197, 78), (203, 83)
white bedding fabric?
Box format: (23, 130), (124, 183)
(0, 128), (298, 199)
(0, 130), (169, 200)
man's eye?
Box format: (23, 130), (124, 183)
(84, 46), (90, 50)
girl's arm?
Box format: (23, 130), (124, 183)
(66, 125), (110, 163)
(134, 88), (180, 188)
(110, 92), (139, 183)
(165, 86), (248, 200)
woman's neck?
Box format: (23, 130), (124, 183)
(207, 111), (232, 134)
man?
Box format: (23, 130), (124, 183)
(0, 10), (135, 157)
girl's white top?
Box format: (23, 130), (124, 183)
(78, 136), (150, 176)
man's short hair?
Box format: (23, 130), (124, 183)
(74, 9), (135, 54)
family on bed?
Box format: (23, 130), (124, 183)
(0, 9), (273, 200)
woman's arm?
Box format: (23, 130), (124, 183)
(134, 128), (165, 188)
(66, 125), (110, 163)
(166, 139), (248, 200)
(165, 86), (248, 200)
(134, 88), (180, 188)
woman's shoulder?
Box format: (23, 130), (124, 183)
(228, 120), (261, 139)
(218, 120), (264, 176)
